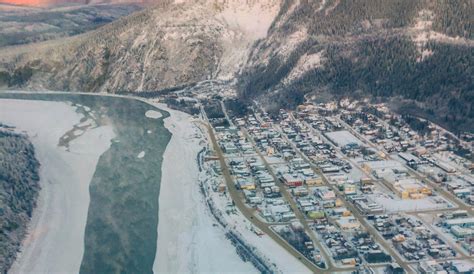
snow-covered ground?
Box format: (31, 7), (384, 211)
(208, 188), (312, 274)
(153, 104), (256, 273)
(284, 50), (324, 84)
(0, 99), (115, 274)
(0, 94), (314, 273)
(137, 151), (146, 158)
(192, 126), (311, 272)
(145, 110), (163, 119)
(152, 103), (310, 273)
(369, 192), (452, 213)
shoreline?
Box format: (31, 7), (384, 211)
(152, 102), (256, 273)
(0, 99), (115, 273)
(0, 91), (262, 273)
(154, 102), (311, 274)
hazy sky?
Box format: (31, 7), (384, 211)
(0, 0), (155, 6)
(1, 0), (46, 5)
(0, 0), (85, 6)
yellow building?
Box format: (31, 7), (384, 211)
(241, 184), (256, 190)
(335, 198), (344, 207)
(305, 176), (323, 186)
(393, 179), (431, 199)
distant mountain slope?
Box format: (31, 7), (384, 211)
(0, 3), (143, 47)
(0, 0), (281, 93)
(0, 0), (472, 133)
(0, 0), (150, 7)
(238, 0), (473, 133)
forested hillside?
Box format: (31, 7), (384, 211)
(238, 0), (474, 133)
(0, 0), (471, 133)
(0, 128), (40, 273)
(0, 0), (281, 93)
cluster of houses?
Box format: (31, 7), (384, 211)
(438, 210), (474, 255)
(316, 227), (391, 266)
(397, 151), (474, 204)
(217, 126), (290, 222)
(362, 160), (432, 199)
(417, 160), (474, 205)
(338, 102), (465, 157)
(274, 222), (325, 267)
(418, 260), (474, 274)
(209, 97), (474, 273)
(370, 214), (455, 261)
(228, 157), (296, 222)
(242, 111), (398, 266)
(338, 102), (474, 203)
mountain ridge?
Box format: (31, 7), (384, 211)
(0, 0), (281, 92)
(0, 0), (472, 133)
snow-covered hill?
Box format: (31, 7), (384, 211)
(0, 0), (281, 92)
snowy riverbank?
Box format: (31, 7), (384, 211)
(150, 101), (310, 274)
(152, 103), (256, 273)
(0, 99), (115, 273)
(0, 92), (309, 273)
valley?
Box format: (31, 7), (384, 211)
(0, 0), (472, 273)
(0, 0), (281, 93)
(1, 80), (473, 273)
(0, 0), (472, 134)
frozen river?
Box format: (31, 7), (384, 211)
(0, 93), (170, 273)
(0, 92), (255, 274)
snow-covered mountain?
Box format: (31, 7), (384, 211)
(0, 0), (281, 92)
(238, 0), (473, 133)
(0, 0), (472, 132)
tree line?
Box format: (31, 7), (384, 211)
(0, 130), (40, 273)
